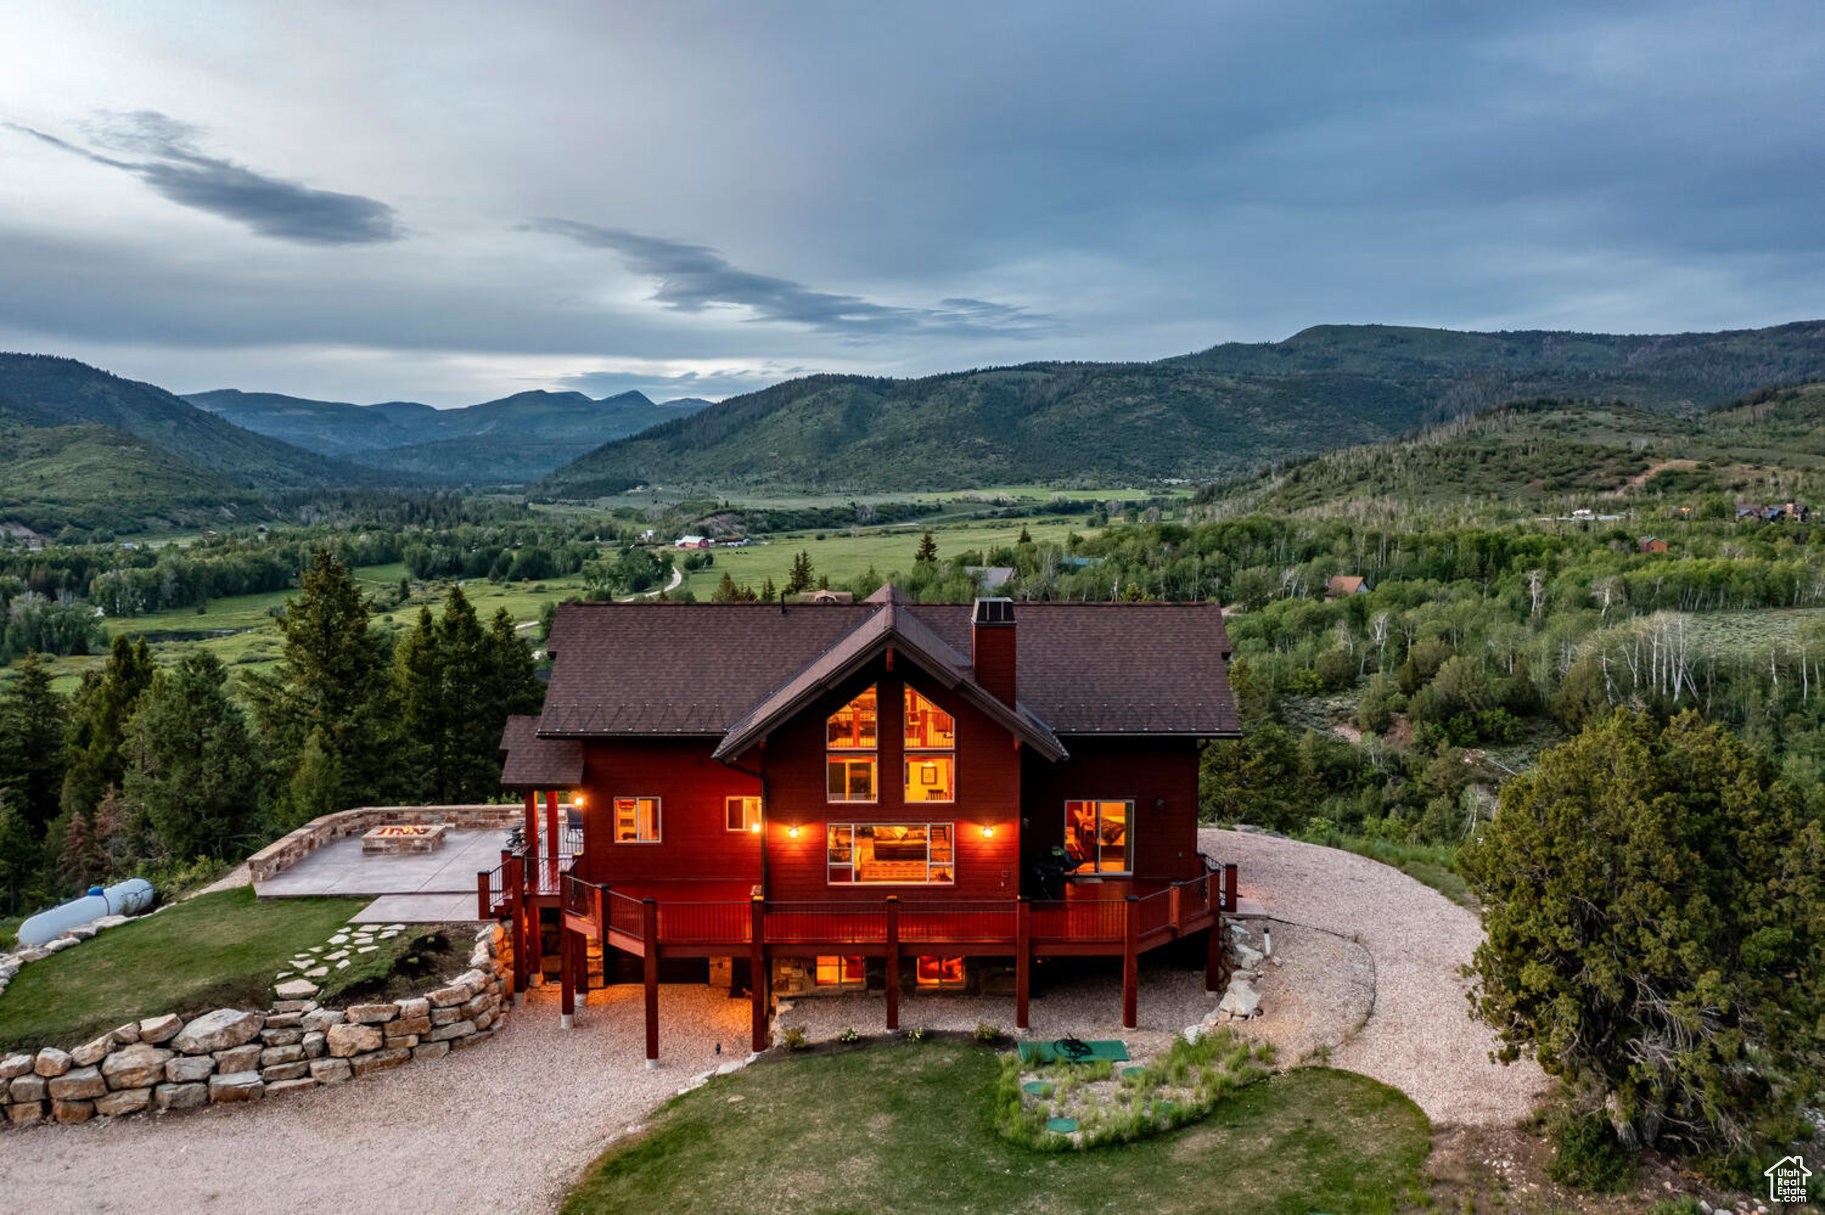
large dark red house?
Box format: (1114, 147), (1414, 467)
(489, 585), (1241, 1062)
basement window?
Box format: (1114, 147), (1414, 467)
(915, 956), (965, 988)
(815, 956), (866, 987)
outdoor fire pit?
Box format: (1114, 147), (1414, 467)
(361, 823), (450, 855)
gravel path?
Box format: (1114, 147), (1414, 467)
(0, 984), (750, 1215)
(1202, 827), (1550, 1127)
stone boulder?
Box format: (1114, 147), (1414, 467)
(101, 1044), (173, 1090)
(350, 1047), (411, 1077)
(94, 1088), (152, 1117)
(0, 1053), (32, 1081)
(165, 1055), (215, 1083)
(9, 1075), (48, 1103)
(274, 978), (320, 1000)
(309, 1058), (352, 1085)
(326, 1024), (383, 1058)
(47, 1066), (106, 1101)
(214, 1044), (264, 1073)
(51, 1098), (94, 1124)
(172, 1009), (265, 1055)
(427, 1019), (475, 1043)
(71, 1035), (114, 1067)
(138, 1013), (183, 1044)
(207, 1072), (264, 1103)
(34, 1047), (72, 1077)
(1217, 976), (1261, 1019)
(7, 1102), (45, 1127)
(266, 1077), (319, 1097)
(345, 1003), (399, 1024)
(154, 1082), (208, 1111)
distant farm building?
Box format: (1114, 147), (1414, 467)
(966, 565), (1017, 592)
(1737, 501), (1809, 523)
(674, 535), (713, 549)
(1637, 536), (1668, 553)
(1328, 575), (1369, 597)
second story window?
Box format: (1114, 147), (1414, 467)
(826, 686), (878, 803)
(903, 687), (955, 803)
(613, 796), (661, 843)
(725, 795), (762, 832)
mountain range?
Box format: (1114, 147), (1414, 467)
(538, 320), (1825, 496)
(186, 388), (713, 483)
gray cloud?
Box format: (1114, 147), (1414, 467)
(525, 218), (1047, 337)
(5, 112), (400, 245)
(559, 366), (813, 402)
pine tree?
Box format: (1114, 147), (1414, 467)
(1018, 525), (1033, 544)
(0, 794), (40, 914)
(59, 809), (103, 889)
(785, 551), (814, 594)
(0, 652), (68, 832)
(122, 652), (261, 860)
(247, 546), (391, 819)
(286, 729), (343, 829)
(759, 577), (777, 602)
(486, 607), (543, 719)
(394, 588), (533, 804)
(61, 634), (155, 820)
(711, 572), (743, 602)
(916, 532), (938, 563)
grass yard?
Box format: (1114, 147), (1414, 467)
(562, 1040), (1429, 1215)
(0, 885), (441, 1052)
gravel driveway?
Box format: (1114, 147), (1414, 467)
(0, 984), (750, 1215)
(1202, 827), (1550, 1127)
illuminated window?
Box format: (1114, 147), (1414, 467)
(826, 686), (878, 803)
(815, 956), (866, 987)
(915, 956), (965, 988)
(827, 823), (954, 885)
(613, 796), (661, 843)
(725, 795), (762, 832)
(1064, 800), (1131, 873)
(903, 688), (956, 802)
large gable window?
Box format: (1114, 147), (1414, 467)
(902, 687), (955, 803)
(827, 823), (954, 885)
(614, 796), (661, 843)
(826, 686), (878, 803)
(1065, 799), (1131, 874)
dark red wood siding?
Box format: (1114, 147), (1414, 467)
(1019, 737), (1203, 889)
(760, 655), (1024, 902)
(577, 738), (764, 889)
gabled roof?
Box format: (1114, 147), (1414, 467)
(714, 598), (1067, 762)
(499, 715), (584, 787)
(534, 592), (1239, 745)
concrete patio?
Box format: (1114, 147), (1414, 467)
(254, 828), (511, 922)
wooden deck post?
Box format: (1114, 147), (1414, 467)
(642, 897), (660, 1066)
(884, 896), (900, 1032)
(508, 855), (527, 998)
(1206, 920), (1228, 992)
(1015, 896), (1031, 1031)
(544, 790), (562, 890)
(570, 920), (589, 1005)
(1169, 882), (1182, 933)
(1122, 895), (1139, 1030)
(475, 870), (490, 922)
(523, 790), (539, 869)
(559, 924), (576, 1028)
(1223, 863), (1238, 913)
(749, 895), (768, 1055)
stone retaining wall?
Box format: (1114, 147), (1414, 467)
(0, 923), (513, 1129)
(247, 804), (521, 883)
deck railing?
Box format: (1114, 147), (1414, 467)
(517, 867), (1232, 953)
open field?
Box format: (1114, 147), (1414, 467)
(562, 1039), (1429, 1215)
(0, 886), (444, 1052)
(679, 515), (1095, 598)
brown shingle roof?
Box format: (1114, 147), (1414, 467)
(535, 595), (1238, 743)
(499, 715), (584, 787)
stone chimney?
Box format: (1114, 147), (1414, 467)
(971, 598), (1016, 706)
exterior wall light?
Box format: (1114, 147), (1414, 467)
(750, 822), (761, 834)
(982, 826), (995, 839)
(787, 826), (800, 839)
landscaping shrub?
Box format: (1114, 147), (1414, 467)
(781, 1026), (809, 1051)
(974, 1021), (1004, 1043)
(1543, 1111), (1633, 1192)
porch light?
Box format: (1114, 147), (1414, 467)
(787, 826), (800, 839)
(981, 826), (996, 839)
(750, 822), (761, 834)
(573, 793), (586, 808)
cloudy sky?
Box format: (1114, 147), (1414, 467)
(0, 2), (1821, 406)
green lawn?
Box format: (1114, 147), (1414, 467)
(0, 886), (420, 1051)
(563, 1041), (1429, 1215)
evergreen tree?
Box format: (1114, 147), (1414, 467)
(1463, 710), (1825, 1157)
(246, 546), (391, 819)
(785, 551), (814, 594)
(759, 577), (777, 602)
(711, 572), (743, 602)
(58, 808), (104, 889)
(394, 587), (531, 803)
(916, 531), (938, 563)
(0, 652), (68, 832)
(1018, 525), (1033, 544)
(121, 652), (262, 860)
(0, 794), (40, 914)
(60, 634), (154, 820)
(486, 607), (544, 720)
(286, 729), (343, 829)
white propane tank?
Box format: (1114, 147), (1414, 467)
(17, 878), (155, 947)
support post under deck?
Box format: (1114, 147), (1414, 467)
(884, 896), (900, 1032)
(1015, 897), (1031, 1031)
(1122, 895), (1139, 1030)
(642, 897), (660, 1066)
(749, 895), (768, 1055)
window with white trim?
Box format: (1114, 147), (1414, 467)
(826, 686), (878, 803)
(613, 796), (661, 842)
(902, 687), (955, 803)
(725, 795), (762, 833)
(1064, 799), (1131, 873)
(827, 822), (954, 885)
